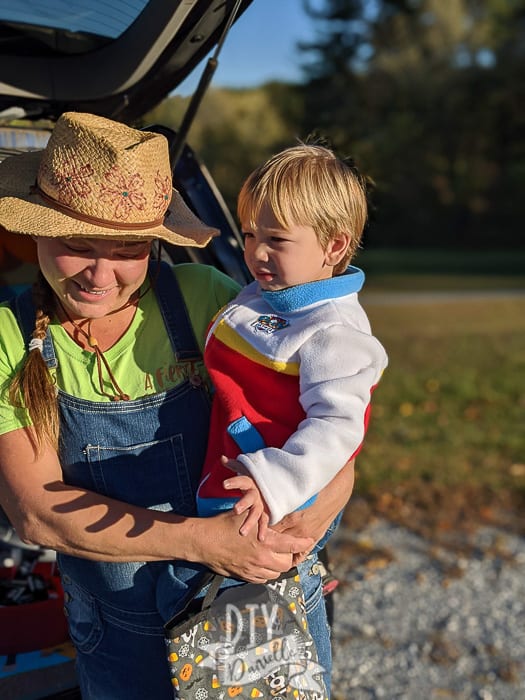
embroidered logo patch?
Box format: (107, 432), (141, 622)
(251, 314), (289, 334)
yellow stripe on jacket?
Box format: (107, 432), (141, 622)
(213, 319), (300, 375)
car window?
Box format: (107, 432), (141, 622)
(0, 0), (148, 41)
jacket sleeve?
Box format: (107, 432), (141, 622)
(236, 324), (388, 523)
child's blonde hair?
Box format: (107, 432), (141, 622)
(237, 142), (368, 275)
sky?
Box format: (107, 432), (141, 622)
(177, 0), (318, 96)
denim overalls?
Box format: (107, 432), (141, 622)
(13, 263), (330, 699)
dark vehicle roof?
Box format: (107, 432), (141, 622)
(0, 0), (252, 122)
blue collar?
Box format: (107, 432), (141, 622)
(261, 266), (365, 313)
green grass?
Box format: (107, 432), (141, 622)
(354, 296), (525, 500)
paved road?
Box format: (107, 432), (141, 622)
(361, 289), (525, 305)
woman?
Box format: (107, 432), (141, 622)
(0, 112), (353, 698)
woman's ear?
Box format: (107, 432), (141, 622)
(324, 232), (351, 267)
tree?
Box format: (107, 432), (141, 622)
(298, 0), (525, 248)
(144, 85), (303, 216)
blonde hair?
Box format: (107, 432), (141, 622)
(237, 143), (368, 275)
(9, 273), (60, 452)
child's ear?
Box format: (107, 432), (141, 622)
(324, 232), (351, 267)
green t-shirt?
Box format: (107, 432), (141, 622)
(0, 263), (240, 435)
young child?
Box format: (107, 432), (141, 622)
(197, 143), (388, 542)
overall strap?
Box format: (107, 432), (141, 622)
(152, 260), (202, 362)
(10, 287), (58, 370)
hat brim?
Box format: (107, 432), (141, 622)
(0, 150), (219, 247)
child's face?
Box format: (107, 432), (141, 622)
(241, 204), (333, 291)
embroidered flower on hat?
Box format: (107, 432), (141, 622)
(38, 160), (95, 206)
(57, 161), (94, 204)
(100, 166), (146, 220)
(153, 171), (171, 215)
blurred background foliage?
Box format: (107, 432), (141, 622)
(144, 0), (525, 257)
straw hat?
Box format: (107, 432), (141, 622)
(0, 112), (219, 247)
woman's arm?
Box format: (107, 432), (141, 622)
(0, 427), (313, 583)
(271, 458), (355, 546)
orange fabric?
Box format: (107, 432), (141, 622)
(0, 228), (39, 266)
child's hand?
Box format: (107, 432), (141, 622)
(222, 457), (269, 541)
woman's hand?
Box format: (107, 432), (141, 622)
(195, 460), (355, 579)
(188, 508), (314, 583)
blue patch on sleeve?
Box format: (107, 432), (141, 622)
(227, 416), (266, 452)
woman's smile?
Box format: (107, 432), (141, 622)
(72, 280), (119, 297)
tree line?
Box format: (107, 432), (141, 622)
(144, 0), (524, 251)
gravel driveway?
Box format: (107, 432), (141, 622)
(329, 514), (525, 700)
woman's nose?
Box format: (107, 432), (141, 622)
(84, 257), (116, 288)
